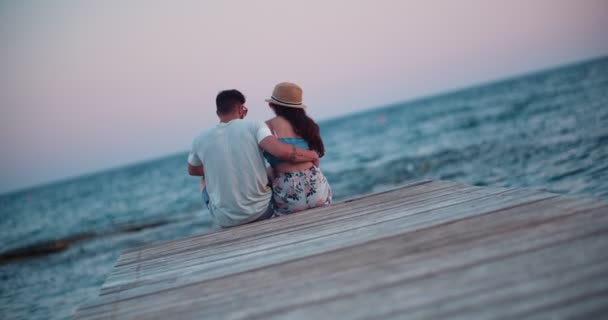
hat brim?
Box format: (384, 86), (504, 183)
(265, 98), (306, 109)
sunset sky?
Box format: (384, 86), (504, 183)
(1, 0), (607, 194)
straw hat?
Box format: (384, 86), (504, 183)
(265, 82), (307, 109)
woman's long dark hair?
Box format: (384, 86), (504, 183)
(271, 103), (325, 157)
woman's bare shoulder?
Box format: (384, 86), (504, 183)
(266, 116), (280, 125)
(269, 116), (298, 137)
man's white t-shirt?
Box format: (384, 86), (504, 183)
(188, 119), (273, 227)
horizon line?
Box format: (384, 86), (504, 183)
(2, 54), (606, 197)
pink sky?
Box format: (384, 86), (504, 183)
(1, 0), (608, 193)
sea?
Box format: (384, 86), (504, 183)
(1, 57), (607, 319)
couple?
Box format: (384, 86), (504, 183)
(187, 82), (332, 228)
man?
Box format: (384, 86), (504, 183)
(188, 89), (319, 228)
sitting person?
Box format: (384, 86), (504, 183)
(263, 82), (332, 216)
(188, 89), (319, 228)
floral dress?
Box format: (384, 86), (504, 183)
(271, 165), (332, 216)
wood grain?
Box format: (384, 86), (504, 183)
(74, 180), (608, 320)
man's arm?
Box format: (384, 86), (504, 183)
(188, 164), (205, 176)
(259, 136), (319, 166)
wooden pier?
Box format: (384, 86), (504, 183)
(74, 180), (608, 319)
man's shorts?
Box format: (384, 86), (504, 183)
(201, 188), (274, 225)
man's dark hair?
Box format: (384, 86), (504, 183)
(216, 89), (245, 115)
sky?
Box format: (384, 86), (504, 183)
(1, 0), (608, 194)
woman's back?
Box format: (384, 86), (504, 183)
(266, 116), (316, 173)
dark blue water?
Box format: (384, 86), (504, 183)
(1, 57), (607, 319)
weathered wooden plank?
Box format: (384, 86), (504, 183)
(115, 180), (439, 263)
(73, 204), (607, 316)
(190, 237), (608, 320)
(522, 297), (608, 320)
(101, 181), (476, 288)
(262, 241), (608, 320)
(110, 181), (481, 271)
(97, 188), (560, 300)
(74, 196), (607, 319)
(100, 185), (468, 296)
(99, 184), (541, 298)
(107, 180), (441, 272)
(78, 247), (608, 320)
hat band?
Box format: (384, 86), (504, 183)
(271, 96), (302, 106)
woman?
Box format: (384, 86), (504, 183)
(263, 82), (332, 216)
